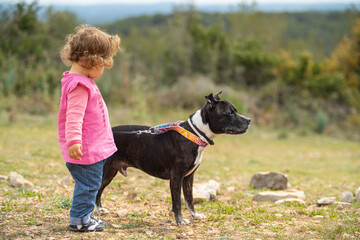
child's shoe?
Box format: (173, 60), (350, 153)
(90, 214), (107, 228)
(69, 216), (106, 232)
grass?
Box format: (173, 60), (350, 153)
(0, 108), (360, 239)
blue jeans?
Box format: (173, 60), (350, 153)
(66, 160), (105, 225)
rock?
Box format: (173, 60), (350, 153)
(249, 172), (288, 190)
(355, 187), (360, 202)
(252, 189), (305, 202)
(193, 180), (221, 203)
(275, 198), (306, 205)
(336, 204), (344, 210)
(336, 202), (352, 209)
(335, 202), (351, 210)
(0, 175), (7, 180)
(316, 197), (336, 207)
(7, 171), (34, 188)
(340, 191), (353, 203)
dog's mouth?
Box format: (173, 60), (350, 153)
(226, 129), (247, 135)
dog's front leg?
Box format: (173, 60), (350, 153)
(183, 173), (206, 220)
(170, 174), (190, 225)
(95, 157), (119, 215)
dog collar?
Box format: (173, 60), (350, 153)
(188, 118), (215, 146)
(150, 121), (208, 147)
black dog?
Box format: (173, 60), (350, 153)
(95, 92), (250, 225)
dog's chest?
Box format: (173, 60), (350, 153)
(185, 147), (205, 177)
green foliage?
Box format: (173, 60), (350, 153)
(126, 211), (149, 219)
(0, 1), (360, 136)
(282, 11), (356, 59)
(0, 1), (77, 103)
(188, 14), (224, 75)
(315, 111), (329, 134)
(51, 194), (72, 209)
(1, 200), (17, 211)
(16, 187), (43, 199)
(233, 39), (277, 86)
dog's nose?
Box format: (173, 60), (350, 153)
(246, 118), (251, 124)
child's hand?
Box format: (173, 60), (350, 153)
(68, 144), (83, 160)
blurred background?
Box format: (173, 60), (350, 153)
(1, 0), (360, 140)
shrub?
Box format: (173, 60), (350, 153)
(315, 110), (329, 134)
(153, 76), (248, 113)
(233, 39), (277, 87)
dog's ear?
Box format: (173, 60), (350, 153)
(214, 91), (222, 101)
(205, 93), (214, 103)
(205, 93), (217, 110)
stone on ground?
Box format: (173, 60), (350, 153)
(250, 172), (288, 190)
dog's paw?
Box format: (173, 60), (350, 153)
(96, 207), (109, 215)
(177, 218), (191, 225)
(192, 213), (206, 220)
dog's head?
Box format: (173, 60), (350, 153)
(202, 91), (250, 135)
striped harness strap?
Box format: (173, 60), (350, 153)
(149, 121), (208, 148)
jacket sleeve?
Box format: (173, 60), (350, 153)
(65, 84), (89, 147)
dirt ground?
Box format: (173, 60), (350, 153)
(2, 166), (360, 240)
(1, 121), (360, 239)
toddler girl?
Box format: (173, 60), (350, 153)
(58, 25), (120, 232)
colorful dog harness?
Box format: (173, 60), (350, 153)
(147, 121), (208, 147)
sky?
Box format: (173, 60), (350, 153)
(20, 0), (360, 5)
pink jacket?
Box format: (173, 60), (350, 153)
(58, 72), (117, 165)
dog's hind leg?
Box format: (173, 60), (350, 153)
(95, 157), (119, 215)
(183, 172), (206, 220)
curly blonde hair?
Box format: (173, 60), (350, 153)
(60, 25), (120, 69)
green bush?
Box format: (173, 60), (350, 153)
(0, 2), (77, 114)
(0, 1), (359, 137)
(153, 76), (248, 113)
(233, 39), (277, 86)
(315, 111), (329, 134)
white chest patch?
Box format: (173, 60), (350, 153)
(191, 110), (218, 140)
(185, 147), (205, 177)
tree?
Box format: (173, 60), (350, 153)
(326, 19), (360, 89)
(0, 1), (78, 98)
(233, 39), (277, 86)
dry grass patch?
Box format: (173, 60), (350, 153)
(1, 113), (360, 239)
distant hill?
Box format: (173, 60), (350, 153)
(46, 2), (359, 24)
